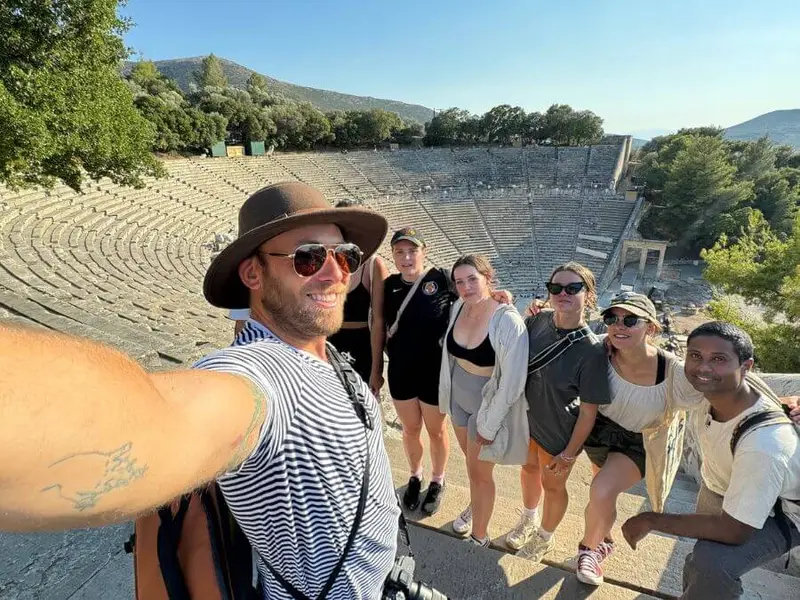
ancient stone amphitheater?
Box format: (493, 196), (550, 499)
(3, 142), (799, 599)
(0, 142), (638, 367)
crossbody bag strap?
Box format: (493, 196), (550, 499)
(259, 347), (372, 600)
(528, 326), (592, 375)
(387, 268), (431, 339)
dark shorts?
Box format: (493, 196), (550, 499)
(387, 357), (440, 406)
(583, 413), (646, 478)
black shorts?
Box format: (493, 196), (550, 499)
(387, 358), (440, 406)
(583, 413), (646, 478)
(329, 327), (372, 383)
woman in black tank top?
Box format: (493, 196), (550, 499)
(328, 200), (389, 393)
(328, 256), (387, 387)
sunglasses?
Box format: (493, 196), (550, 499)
(545, 281), (585, 296)
(603, 314), (645, 328)
(260, 243), (363, 277)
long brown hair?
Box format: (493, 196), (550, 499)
(548, 261), (597, 310)
(451, 254), (496, 289)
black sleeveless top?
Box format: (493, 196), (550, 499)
(343, 268), (371, 323)
(446, 306), (496, 367)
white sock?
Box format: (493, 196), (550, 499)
(471, 534), (489, 545)
(523, 506), (539, 519)
(410, 468), (423, 480)
(539, 528), (554, 541)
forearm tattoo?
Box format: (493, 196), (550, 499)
(40, 443), (148, 512)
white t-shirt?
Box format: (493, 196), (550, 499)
(599, 354), (705, 432)
(693, 396), (800, 532)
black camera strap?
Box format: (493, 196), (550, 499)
(259, 344), (372, 600)
(396, 497), (415, 559)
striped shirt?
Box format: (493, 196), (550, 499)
(193, 320), (399, 599)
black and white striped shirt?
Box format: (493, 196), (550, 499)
(193, 320), (399, 599)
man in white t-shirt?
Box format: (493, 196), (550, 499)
(622, 322), (800, 600)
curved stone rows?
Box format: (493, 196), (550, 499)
(0, 144), (634, 364)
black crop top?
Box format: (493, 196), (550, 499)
(446, 309), (496, 367)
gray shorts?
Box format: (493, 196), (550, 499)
(450, 362), (489, 441)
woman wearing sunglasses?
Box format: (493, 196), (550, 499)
(438, 255), (530, 547)
(328, 200), (390, 395)
(506, 262), (611, 563)
(576, 292), (705, 586)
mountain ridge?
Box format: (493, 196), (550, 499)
(724, 109), (800, 149)
(125, 56), (434, 124)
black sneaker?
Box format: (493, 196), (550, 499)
(403, 476), (423, 510)
(421, 480), (445, 515)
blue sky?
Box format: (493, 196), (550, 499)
(123, 0), (800, 138)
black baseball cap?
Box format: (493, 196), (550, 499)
(601, 292), (658, 322)
(390, 227), (426, 247)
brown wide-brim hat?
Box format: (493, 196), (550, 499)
(203, 181), (387, 309)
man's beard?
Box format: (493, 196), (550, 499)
(259, 276), (345, 339)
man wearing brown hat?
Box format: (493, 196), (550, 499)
(0, 182), (401, 599)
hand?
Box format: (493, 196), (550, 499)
(546, 454), (573, 477)
(490, 289), (514, 305)
(369, 371), (384, 397)
(476, 433), (494, 446)
(780, 396), (800, 423)
(524, 301), (542, 318)
(622, 513), (654, 550)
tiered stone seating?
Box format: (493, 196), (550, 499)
(366, 197), (460, 268)
(555, 147), (590, 188)
(310, 153), (380, 200)
(525, 146), (558, 188)
(382, 151), (436, 190)
(474, 196), (541, 295)
(530, 193), (583, 277)
(587, 144), (622, 189)
(345, 151), (406, 194)
(492, 149), (526, 188)
(270, 153), (346, 200)
(453, 148), (495, 188)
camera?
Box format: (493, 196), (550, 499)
(382, 556), (448, 600)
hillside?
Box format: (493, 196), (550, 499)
(128, 56), (434, 124)
(725, 109), (800, 149)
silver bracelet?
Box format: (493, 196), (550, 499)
(559, 452), (576, 463)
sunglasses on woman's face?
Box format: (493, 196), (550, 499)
(260, 243), (363, 277)
(545, 281), (585, 296)
(603, 314), (645, 328)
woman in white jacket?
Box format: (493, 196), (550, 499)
(439, 255), (530, 546)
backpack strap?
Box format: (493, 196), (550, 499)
(729, 408), (793, 455)
(387, 268), (432, 340)
(730, 407), (796, 567)
(156, 496), (192, 600)
(528, 326), (592, 375)
(257, 345), (372, 600)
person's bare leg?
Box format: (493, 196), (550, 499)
(393, 397), (424, 474)
(420, 402), (450, 480)
(582, 453), (641, 549)
(453, 425), (468, 458)
(467, 437), (496, 540)
(539, 447), (574, 534)
(521, 439), (543, 510)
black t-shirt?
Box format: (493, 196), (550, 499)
(383, 268), (455, 361)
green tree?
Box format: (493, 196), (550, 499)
(751, 171), (799, 235)
(659, 135), (754, 251)
(393, 122), (424, 145)
(539, 104), (603, 145)
(702, 211), (800, 372)
(194, 54), (228, 89)
(424, 107), (472, 146)
(481, 104), (526, 144)
(731, 136), (777, 181)
(0, 0), (162, 190)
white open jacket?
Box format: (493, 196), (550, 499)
(438, 299), (530, 465)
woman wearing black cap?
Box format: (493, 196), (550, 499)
(383, 227), (454, 515)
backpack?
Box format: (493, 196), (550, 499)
(730, 374), (800, 567)
(125, 484), (259, 600)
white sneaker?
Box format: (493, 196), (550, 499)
(464, 534), (489, 547)
(576, 546), (604, 586)
(517, 532), (555, 563)
(505, 508), (540, 551)
(452, 505), (473, 535)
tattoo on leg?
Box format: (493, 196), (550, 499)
(226, 380), (268, 471)
(41, 443), (148, 512)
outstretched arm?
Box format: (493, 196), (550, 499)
(0, 325), (267, 532)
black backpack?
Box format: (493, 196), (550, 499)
(730, 404), (799, 567)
